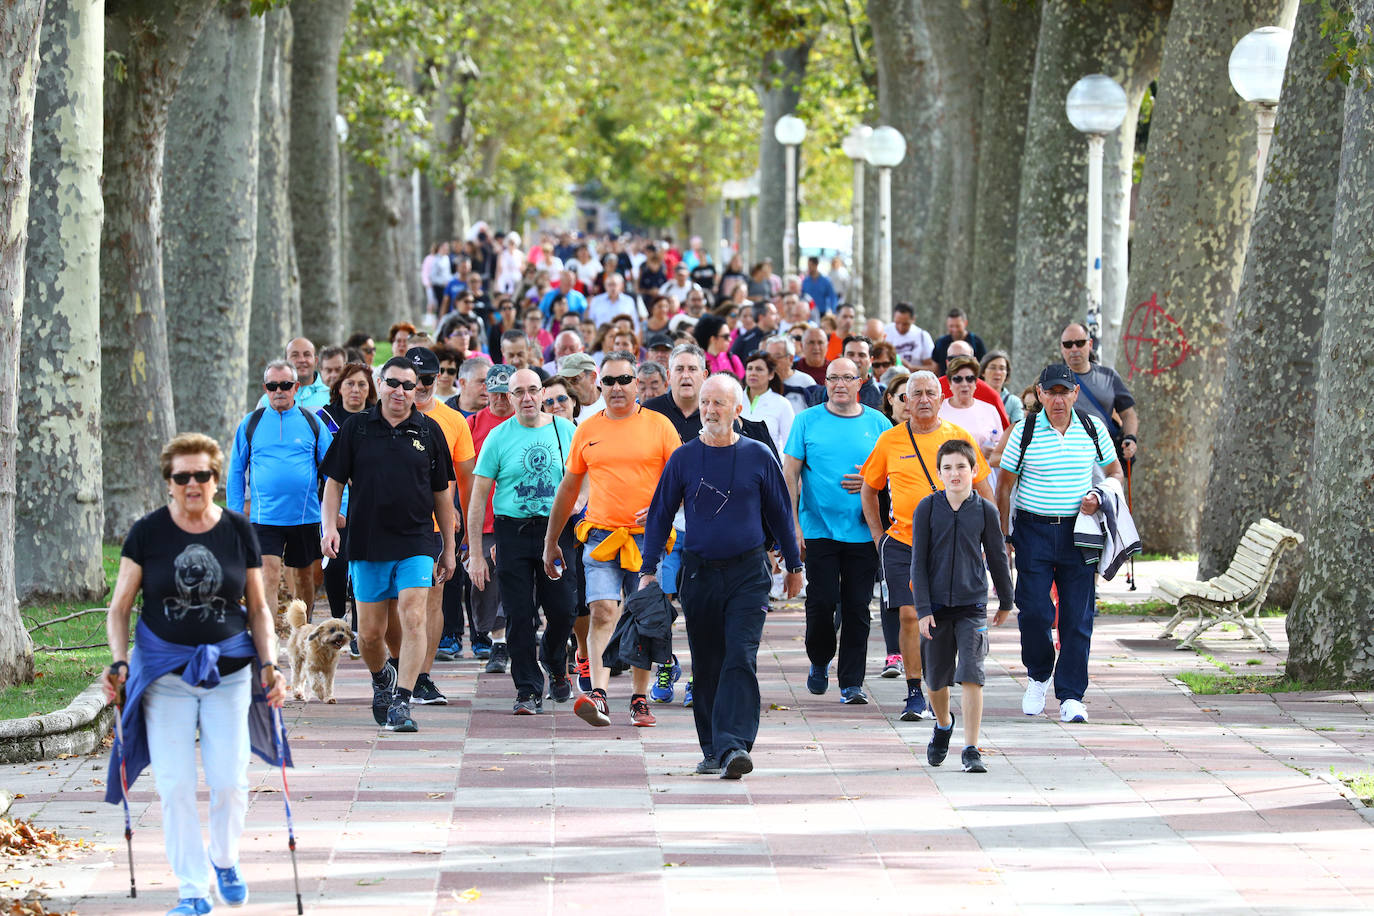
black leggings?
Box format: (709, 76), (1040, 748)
(324, 525), (355, 631)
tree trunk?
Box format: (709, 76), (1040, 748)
(1011, 0), (1170, 392)
(347, 149), (410, 334)
(1124, 0), (1296, 555)
(165, 0), (263, 454)
(289, 0), (353, 346)
(1198, 1), (1344, 603)
(755, 43), (811, 278)
(0, 0), (44, 688)
(249, 7), (299, 406)
(18, 0), (104, 605)
(101, 0), (219, 540)
(922, 0), (988, 325)
(968, 0), (1040, 351)
(1286, 0), (1374, 684)
(867, 0), (938, 321)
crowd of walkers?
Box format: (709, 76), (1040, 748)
(100, 224), (1142, 916)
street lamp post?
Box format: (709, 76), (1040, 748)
(842, 125), (872, 317)
(1066, 74), (1128, 352)
(1229, 26), (1293, 205)
(773, 114), (807, 281)
(864, 126), (906, 319)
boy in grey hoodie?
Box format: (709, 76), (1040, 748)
(910, 439), (1014, 772)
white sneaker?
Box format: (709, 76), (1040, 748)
(1059, 698), (1088, 723)
(1022, 678), (1050, 716)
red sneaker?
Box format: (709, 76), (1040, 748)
(630, 696), (657, 727)
(573, 690), (610, 727)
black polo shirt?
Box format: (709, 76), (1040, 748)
(321, 404), (455, 562)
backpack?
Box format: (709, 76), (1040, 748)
(1018, 408), (1104, 463)
(243, 406), (324, 494)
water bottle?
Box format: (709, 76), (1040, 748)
(550, 558), (564, 580)
(879, 578), (889, 605)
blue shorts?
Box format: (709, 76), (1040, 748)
(349, 556), (433, 603)
(583, 529), (644, 604)
(656, 529), (685, 595)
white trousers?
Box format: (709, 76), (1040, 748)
(143, 664), (251, 899)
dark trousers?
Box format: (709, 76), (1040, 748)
(440, 567), (466, 642)
(493, 516), (577, 698)
(324, 524), (350, 621)
(679, 548), (770, 760)
(1013, 514), (1097, 701)
(803, 539), (878, 688)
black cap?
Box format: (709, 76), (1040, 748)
(646, 332), (674, 350)
(407, 347), (440, 374)
(1038, 364), (1079, 390)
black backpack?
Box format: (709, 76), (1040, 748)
(243, 406), (322, 474)
(1018, 407), (1104, 462)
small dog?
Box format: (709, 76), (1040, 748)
(285, 599), (351, 704)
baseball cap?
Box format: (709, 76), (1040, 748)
(1038, 364), (1079, 390)
(646, 332), (674, 351)
(557, 353), (597, 378)
(407, 347), (440, 374)
(485, 364), (513, 392)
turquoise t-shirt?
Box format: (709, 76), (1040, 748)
(474, 415), (577, 519)
(783, 404), (890, 543)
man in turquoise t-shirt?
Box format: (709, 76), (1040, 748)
(466, 368), (579, 714)
(782, 358), (890, 704)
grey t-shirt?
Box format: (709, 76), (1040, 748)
(1072, 364), (1133, 437)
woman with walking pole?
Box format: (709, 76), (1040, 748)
(103, 432), (288, 916)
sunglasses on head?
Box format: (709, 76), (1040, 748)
(543, 394), (571, 407)
(1061, 339), (1089, 348)
(382, 377), (417, 391)
(602, 374), (635, 388)
(170, 470), (214, 485)
(950, 374), (978, 384)
(264, 380), (295, 392)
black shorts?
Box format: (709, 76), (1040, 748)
(880, 535), (915, 607)
(253, 523), (322, 568)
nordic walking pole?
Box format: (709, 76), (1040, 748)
(1125, 457), (1137, 591)
(112, 687), (137, 898)
(271, 706), (304, 915)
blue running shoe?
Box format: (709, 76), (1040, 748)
(213, 863), (248, 906)
(575, 654), (591, 693)
(649, 656), (681, 703)
(901, 689), (931, 722)
(840, 686), (869, 704)
(166, 898), (212, 916)
(435, 634), (462, 661)
(683, 676), (694, 707)
(473, 638), (492, 659)
(806, 664), (828, 695)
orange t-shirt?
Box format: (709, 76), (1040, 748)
(860, 419), (990, 545)
(566, 407), (680, 529)
(825, 333), (843, 362)
(419, 398), (476, 531)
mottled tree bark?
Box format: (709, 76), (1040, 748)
(1011, 0), (1170, 391)
(165, 0), (264, 453)
(867, 0), (938, 321)
(347, 149), (411, 334)
(1286, 0), (1374, 684)
(0, 0), (44, 687)
(1125, 0), (1296, 554)
(289, 0), (353, 345)
(1199, 1), (1344, 604)
(249, 7), (299, 406)
(969, 0), (1040, 351)
(755, 43), (812, 278)
(19, 0), (104, 604)
(101, 0), (219, 540)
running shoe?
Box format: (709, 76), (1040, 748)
(575, 654), (591, 693)
(213, 863), (248, 906)
(1022, 677), (1050, 716)
(370, 661), (397, 726)
(900, 689), (932, 722)
(1060, 698), (1088, 723)
(435, 634), (462, 660)
(840, 686), (869, 705)
(880, 654), (903, 678)
(927, 713), (955, 767)
(574, 689), (611, 727)
(961, 745), (987, 773)
(548, 674), (573, 704)
(683, 676), (694, 707)
(166, 899), (213, 916)
(484, 641), (509, 674)
(472, 638), (492, 659)
(649, 656), (681, 703)
(412, 673), (447, 705)
(806, 663), (829, 695)
(630, 696), (657, 727)
(695, 756), (721, 775)
(384, 698), (417, 732)
(720, 749), (753, 780)
(513, 693), (542, 716)
(348, 637), (360, 659)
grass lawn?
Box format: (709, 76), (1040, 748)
(1177, 671), (1372, 695)
(0, 544), (124, 720)
(1333, 770), (1374, 806)
(1097, 599), (1174, 616)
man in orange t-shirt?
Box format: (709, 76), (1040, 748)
(859, 370), (991, 722)
(543, 351), (679, 729)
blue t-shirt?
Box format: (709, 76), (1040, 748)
(444, 277), (468, 300)
(783, 404), (889, 543)
(473, 416), (577, 519)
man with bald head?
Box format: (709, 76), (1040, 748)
(257, 337), (331, 409)
(540, 269), (588, 322)
(543, 329), (585, 376)
(588, 272), (639, 331)
(794, 326), (831, 385)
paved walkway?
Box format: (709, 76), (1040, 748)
(4, 567), (1373, 914)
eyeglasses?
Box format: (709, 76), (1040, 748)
(361, 345), (376, 354)
(1061, 339), (1089, 348)
(510, 386), (541, 398)
(264, 380), (295, 392)
(382, 377), (417, 391)
(872, 361), (892, 371)
(439, 367), (459, 376)
(170, 470), (214, 485)
(825, 374), (861, 383)
(543, 394), (571, 408)
(602, 374), (635, 388)
(950, 374), (978, 385)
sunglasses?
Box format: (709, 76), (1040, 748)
(264, 380), (295, 392)
(418, 374), (437, 386)
(950, 374), (978, 384)
(361, 345), (376, 354)
(1061, 339), (1089, 348)
(543, 394), (571, 408)
(382, 377), (417, 391)
(439, 367), (459, 376)
(895, 393), (908, 403)
(170, 470), (214, 485)
(872, 361), (892, 371)
(602, 374), (635, 388)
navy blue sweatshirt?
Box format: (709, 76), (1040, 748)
(910, 491), (1014, 619)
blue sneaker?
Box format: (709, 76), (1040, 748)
(649, 656), (681, 703)
(806, 664), (828, 695)
(166, 898), (212, 916)
(473, 639), (492, 659)
(901, 689), (931, 722)
(840, 686), (869, 704)
(213, 863), (248, 906)
(435, 634), (462, 661)
(683, 677), (694, 707)
(575, 654), (591, 693)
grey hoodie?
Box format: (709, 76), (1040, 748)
(910, 491), (1014, 619)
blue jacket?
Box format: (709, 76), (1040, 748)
(801, 274), (837, 315)
(227, 405), (333, 525)
(106, 620), (290, 804)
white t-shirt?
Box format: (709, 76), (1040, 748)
(939, 399), (1003, 453)
(886, 323), (934, 365)
(573, 258), (604, 287)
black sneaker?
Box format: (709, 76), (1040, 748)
(384, 698), (417, 732)
(961, 745), (987, 773)
(371, 661), (397, 725)
(927, 713), (955, 767)
(412, 673), (447, 706)
(695, 756), (721, 775)
(484, 642), (509, 674)
(720, 749), (754, 780)
(348, 637), (360, 659)
(548, 675), (573, 703)
(513, 693), (542, 716)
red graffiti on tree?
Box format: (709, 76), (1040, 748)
(1123, 294), (1188, 380)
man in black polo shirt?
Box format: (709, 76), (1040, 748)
(321, 357), (457, 733)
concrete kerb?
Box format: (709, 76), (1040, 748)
(0, 680), (112, 765)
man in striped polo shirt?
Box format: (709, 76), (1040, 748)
(996, 365), (1122, 724)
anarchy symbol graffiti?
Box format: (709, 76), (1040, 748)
(1123, 294), (1189, 380)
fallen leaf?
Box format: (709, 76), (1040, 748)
(356, 877), (384, 886)
(480, 767), (503, 772)
(768, 704), (790, 711)
(427, 793), (445, 798)
(454, 887), (480, 902)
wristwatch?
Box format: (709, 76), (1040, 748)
(787, 566), (804, 575)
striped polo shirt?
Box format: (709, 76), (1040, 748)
(1000, 410), (1114, 515)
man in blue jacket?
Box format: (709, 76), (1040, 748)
(229, 359), (334, 616)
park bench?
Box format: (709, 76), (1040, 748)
(1155, 518), (1304, 652)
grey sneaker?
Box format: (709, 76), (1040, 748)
(370, 661), (397, 725)
(961, 745), (987, 773)
(484, 642), (509, 674)
(513, 693), (542, 716)
(384, 698), (417, 733)
(695, 756), (721, 775)
(927, 713), (955, 767)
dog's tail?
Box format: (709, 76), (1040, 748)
(286, 599), (309, 630)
